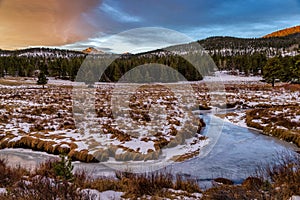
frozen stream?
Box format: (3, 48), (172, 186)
(169, 114), (299, 187)
(0, 114), (299, 188)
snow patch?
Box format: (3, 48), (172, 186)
(81, 189), (123, 200)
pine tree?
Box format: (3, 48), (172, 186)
(290, 60), (300, 83)
(37, 71), (48, 89)
(263, 57), (283, 87)
(53, 154), (74, 182)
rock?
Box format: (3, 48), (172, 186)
(0, 188), (7, 195)
(213, 177), (234, 185)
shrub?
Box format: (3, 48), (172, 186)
(0, 158), (28, 187)
(174, 174), (202, 193)
(4, 175), (90, 200)
(120, 170), (174, 198)
(34, 158), (58, 178)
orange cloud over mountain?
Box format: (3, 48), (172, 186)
(0, 0), (101, 49)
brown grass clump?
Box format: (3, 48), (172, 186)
(68, 149), (98, 162)
(116, 170), (201, 199)
(34, 158), (59, 178)
(119, 170), (173, 198)
(114, 150), (160, 161)
(174, 174), (202, 193)
(0, 78), (29, 86)
(259, 153), (300, 199)
(203, 185), (263, 200)
(0, 134), (103, 162)
(241, 177), (264, 190)
(86, 177), (122, 192)
(0, 158), (28, 188)
(171, 150), (200, 162)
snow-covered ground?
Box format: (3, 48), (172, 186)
(81, 189), (124, 200)
(203, 71), (263, 82)
(0, 81), (207, 166)
(218, 112), (248, 128)
(0, 71), (298, 166)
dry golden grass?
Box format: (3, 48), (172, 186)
(0, 157), (202, 199)
(171, 150), (200, 162)
(203, 153), (300, 200)
(246, 106), (300, 147)
(3, 81), (298, 163)
(0, 78), (31, 86)
(1, 153), (299, 199)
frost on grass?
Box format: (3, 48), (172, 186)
(0, 83), (207, 163)
(214, 82), (300, 147)
(2, 74), (299, 162)
(72, 84), (207, 163)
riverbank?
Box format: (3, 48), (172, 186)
(1, 112), (298, 183)
(0, 156), (203, 199)
(1, 73), (299, 163)
(1, 74), (300, 198)
(215, 107), (300, 150)
(0, 147), (299, 199)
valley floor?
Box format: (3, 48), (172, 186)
(0, 72), (300, 199)
(0, 72), (299, 162)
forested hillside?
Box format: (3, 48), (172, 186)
(198, 35), (300, 75)
(0, 47), (206, 82)
(0, 48), (85, 81)
(0, 34), (299, 83)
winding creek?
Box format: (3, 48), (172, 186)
(170, 114), (299, 188)
(0, 113), (299, 188)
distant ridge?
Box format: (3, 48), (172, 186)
(263, 25), (300, 38)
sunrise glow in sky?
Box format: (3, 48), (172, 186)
(0, 0), (300, 53)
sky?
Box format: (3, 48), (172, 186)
(0, 0), (300, 53)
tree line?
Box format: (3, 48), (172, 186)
(0, 35), (299, 84)
(262, 55), (300, 86)
(0, 48), (211, 83)
(0, 56), (84, 81)
(0, 52), (299, 84)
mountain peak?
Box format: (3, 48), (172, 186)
(263, 25), (300, 38)
(82, 47), (104, 54)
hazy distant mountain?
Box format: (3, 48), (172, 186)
(263, 25), (300, 38)
(82, 47), (105, 54)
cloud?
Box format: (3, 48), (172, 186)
(100, 3), (141, 23)
(95, 0), (300, 38)
(61, 0), (300, 53)
(1, 0), (299, 50)
(62, 27), (193, 54)
(0, 0), (102, 49)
